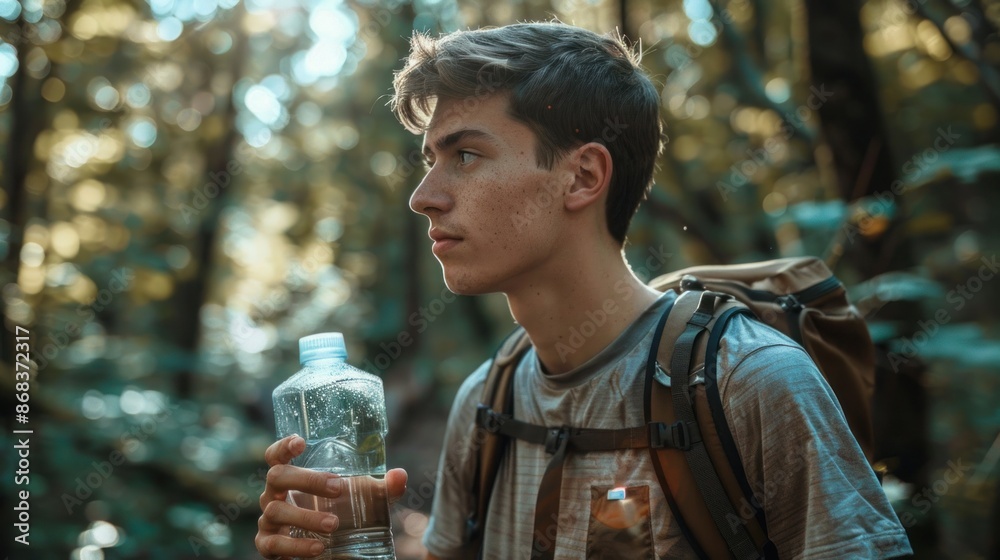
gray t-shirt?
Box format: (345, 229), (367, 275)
(423, 292), (912, 559)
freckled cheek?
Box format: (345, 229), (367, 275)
(465, 181), (527, 231)
(460, 170), (551, 249)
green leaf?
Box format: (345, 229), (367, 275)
(903, 145), (1000, 190)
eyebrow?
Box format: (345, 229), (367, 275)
(422, 129), (495, 160)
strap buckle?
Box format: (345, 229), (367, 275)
(476, 404), (504, 434)
(777, 293), (803, 312)
(544, 427), (569, 454)
(680, 274), (705, 292)
(649, 421), (701, 451)
(688, 290), (732, 327)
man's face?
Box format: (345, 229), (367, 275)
(409, 94), (574, 295)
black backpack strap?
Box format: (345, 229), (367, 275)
(703, 305), (779, 559)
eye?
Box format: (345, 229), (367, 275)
(458, 151), (478, 166)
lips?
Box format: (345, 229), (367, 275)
(428, 228), (463, 255)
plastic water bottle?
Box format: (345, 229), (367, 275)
(273, 332), (396, 559)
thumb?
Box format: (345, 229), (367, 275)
(386, 468), (408, 504)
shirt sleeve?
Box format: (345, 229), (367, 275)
(422, 360), (491, 559)
(719, 317), (913, 559)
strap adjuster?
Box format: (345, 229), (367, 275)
(544, 427), (569, 454)
(649, 421), (701, 451)
(777, 294), (803, 312)
(476, 404), (504, 434)
(680, 274), (705, 292)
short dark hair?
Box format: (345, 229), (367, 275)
(390, 22), (664, 245)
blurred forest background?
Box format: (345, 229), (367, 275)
(1, 0), (999, 557)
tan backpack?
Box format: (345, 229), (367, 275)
(466, 256), (877, 560)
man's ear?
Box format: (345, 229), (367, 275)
(564, 142), (613, 212)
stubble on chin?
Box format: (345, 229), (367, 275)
(441, 267), (494, 297)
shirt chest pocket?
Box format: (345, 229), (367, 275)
(587, 484), (654, 560)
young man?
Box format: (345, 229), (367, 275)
(256, 23), (913, 559)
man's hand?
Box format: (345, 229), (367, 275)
(255, 434), (408, 559)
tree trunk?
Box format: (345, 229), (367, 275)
(170, 9), (248, 399)
(805, 0), (904, 275)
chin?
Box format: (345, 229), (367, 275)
(441, 269), (498, 296)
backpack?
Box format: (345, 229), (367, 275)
(466, 256), (877, 560)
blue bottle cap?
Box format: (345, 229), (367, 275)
(299, 332), (348, 364)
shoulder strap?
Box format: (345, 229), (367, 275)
(647, 290), (772, 560)
(466, 327), (532, 550)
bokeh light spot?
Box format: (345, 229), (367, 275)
(688, 20), (717, 47)
(0, 0), (22, 21)
(157, 17), (183, 41)
(370, 151), (396, 177)
(42, 77), (66, 102)
(126, 83), (151, 108)
(765, 77), (791, 104)
(0, 43), (19, 78)
(245, 84), (282, 125)
(20, 241), (45, 267)
(763, 192), (788, 217)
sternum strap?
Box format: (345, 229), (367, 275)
(475, 405), (698, 452)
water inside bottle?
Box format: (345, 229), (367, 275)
(288, 474), (394, 559)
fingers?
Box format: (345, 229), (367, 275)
(261, 436), (320, 512)
(268, 464), (343, 496)
(257, 436), (339, 560)
(256, 499), (338, 559)
(260, 464), (342, 511)
(255, 530), (325, 559)
(257, 437), (407, 559)
(386, 468), (408, 504)
(260, 499), (340, 535)
(265, 435), (306, 467)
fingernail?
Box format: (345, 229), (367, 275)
(321, 515), (338, 531)
(311, 542), (324, 554)
(327, 477), (341, 495)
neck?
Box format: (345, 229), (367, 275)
(504, 238), (662, 375)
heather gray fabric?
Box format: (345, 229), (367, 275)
(423, 292), (912, 559)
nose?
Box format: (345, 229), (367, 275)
(408, 165), (453, 217)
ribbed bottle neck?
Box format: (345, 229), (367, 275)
(303, 357), (347, 367)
